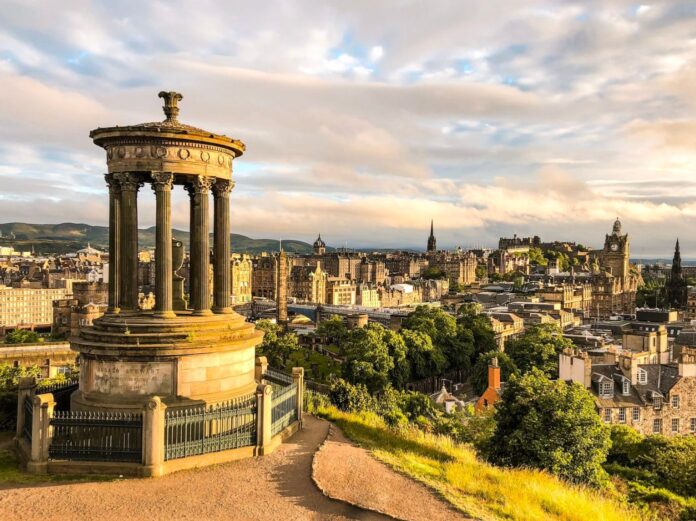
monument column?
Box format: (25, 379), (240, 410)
(116, 172), (142, 313)
(187, 175), (213, 315)
(105, 174), (121, 314)
(212, 179), (234, 314)
(152, 172), (175, 318)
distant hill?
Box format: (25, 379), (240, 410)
(0, 223), (318, 255)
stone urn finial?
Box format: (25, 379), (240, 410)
(158, 91), (183, 122)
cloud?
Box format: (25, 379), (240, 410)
(1, 0), (696, 256)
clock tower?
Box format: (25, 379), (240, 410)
(601, 217), (629, 278)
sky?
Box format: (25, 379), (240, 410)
(1, 1), (696, 256)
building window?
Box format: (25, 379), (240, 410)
(618, 408), (626, 423)
(672, 418), (680, 434)
(638, 369), (647, 384)
(672, 395), (680, 409)
(632, 408), (640, 422)
(622, 380), (630, 395)
(604, 409), (612, 423)
(654, 397), (663, 410)
(653, 419), (662, 434)
(690, 418), (696, 434)
(600, 382), (613, 397)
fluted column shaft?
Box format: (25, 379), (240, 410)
(105, 175), (121, 314)
(116, 173), (142, 313)
(187, 176), (213, 315)
(213, 179), (234, 313)
(152, 172), (175, 318)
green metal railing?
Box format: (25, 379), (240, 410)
(23, 395), (33, 442)
(37, 380), (78, 411)
(164, 394), (257, 461)
(271, 383), (297, 436)
(263, 368), (293, 394)
(49, 411), (143, 463)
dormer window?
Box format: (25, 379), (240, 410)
(600, 381), (614, 398)
(622, 379), (630, 396)
(638, 369), (647, 385)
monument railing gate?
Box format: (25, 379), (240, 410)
(49, 410), (143, 463)
(270, 382), (298, 436)
(22, 395), (33, 443)
(164, 393), (257, 461)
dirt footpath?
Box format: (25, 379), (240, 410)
(0, 416), (390, 521)
(312, 424), (470, 521)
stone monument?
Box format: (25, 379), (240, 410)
(70, 91), (263, 411)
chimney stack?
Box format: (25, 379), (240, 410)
(488, 357), (501, 390)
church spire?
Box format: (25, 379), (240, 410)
(427, 219), (437, 253)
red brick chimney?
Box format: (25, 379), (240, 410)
(488, 357), (501, 390)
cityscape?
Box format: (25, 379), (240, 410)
(2, 2), (696, 521)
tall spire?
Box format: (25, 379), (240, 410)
(427, 219), (437, 253)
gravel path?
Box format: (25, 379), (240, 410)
(313, 424), (470, 521)
(0, 416), (391, 521)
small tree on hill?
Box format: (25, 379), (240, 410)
(487, 369), (611, 487)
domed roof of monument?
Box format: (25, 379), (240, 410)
(89, 91), (245, 156)
(612, 217), (622, 235)
(313, 234), (326, 248)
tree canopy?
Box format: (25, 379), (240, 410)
(255, 319), (300, 368)
(505, 323), (573, 378)
(487, 369), (611, 487)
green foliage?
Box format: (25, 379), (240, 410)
(0, 364), (42, 392)
(329, 377), (375, 413)
(636, 278), (665, 308)
(475, 265), (488, 280)
(457, 304), (497, 359)
(488, 369), (611, 487)
(470, 351), (518, 395)
(505, 323), (573, 378)
(383, 328), (411, 389)
(528, 247), (548, 266)
(255, 319), (300, 368)
(401, 329), (446, 380)
(315, 315), (348, 350)
(342, 323), (394, 393)
(402, 306), (474, 373)
(4, 329), (39, 344)
(421, 266), (447, 280)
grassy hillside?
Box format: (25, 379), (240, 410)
(0, 222), (317, 255)
(315, 405), (643, 521)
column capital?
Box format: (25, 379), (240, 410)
(151, 171), (174, 192)
(185, 175), (214, 196)
(104, 173), (121, 193)
(212, 178), (235, 197)
(114, 172), (143, 192)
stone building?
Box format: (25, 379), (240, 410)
(252, 254), (277, 299)
(592, 218), (640, 317)
(289, 263), (326, 304)
(52, 281), (108, 338)
(430, 251), (477, 285)
(487, 250), (530, 276)
(313, 234), (326, 256)
(0, 285), (69, 334)
(358, 258), (387, 285)
(536, 283), (593, 316)
(561, 349), (696, 436)
(356, 283), (381, 308)
(326, 277), (356, 306)
(323, 252), (361, 280)
(230, 254), (252, 304)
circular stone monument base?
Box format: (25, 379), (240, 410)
(69, 311), (263, 412)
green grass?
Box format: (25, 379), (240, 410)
(316, 406), (645, 521)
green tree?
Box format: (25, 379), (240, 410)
(383, 328), (411, 389)
(421, 266), (447, 280)
(342, 323), (394, 393)
(457, 303), (497, 359)
(488, 369), (611, 487)
(528, 247), (548, 266)
(401, 329), (446, 380)
(4, 329), (40, 344)
(315, 315), (348, 352)
(505, 323), (573, 378)
(329, 377), (375, 412)
(470, 351), (518, 395)
(475, 265), (488, 280)
(254, 320), (300, 368)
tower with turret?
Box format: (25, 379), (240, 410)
(427, 220), (437, 253)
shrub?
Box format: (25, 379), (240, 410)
(329, 378), (375, 413)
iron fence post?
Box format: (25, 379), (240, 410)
(292, 367), (304, 429)
(15, 377), (36, 441)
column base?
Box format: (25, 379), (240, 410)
(154, 310), (177, 319)
(26, 461), (48, 475)
(192, 309), (214, 316)
(212, 307), (234, 314)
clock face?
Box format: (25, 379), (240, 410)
(610, 243), (619, 251)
